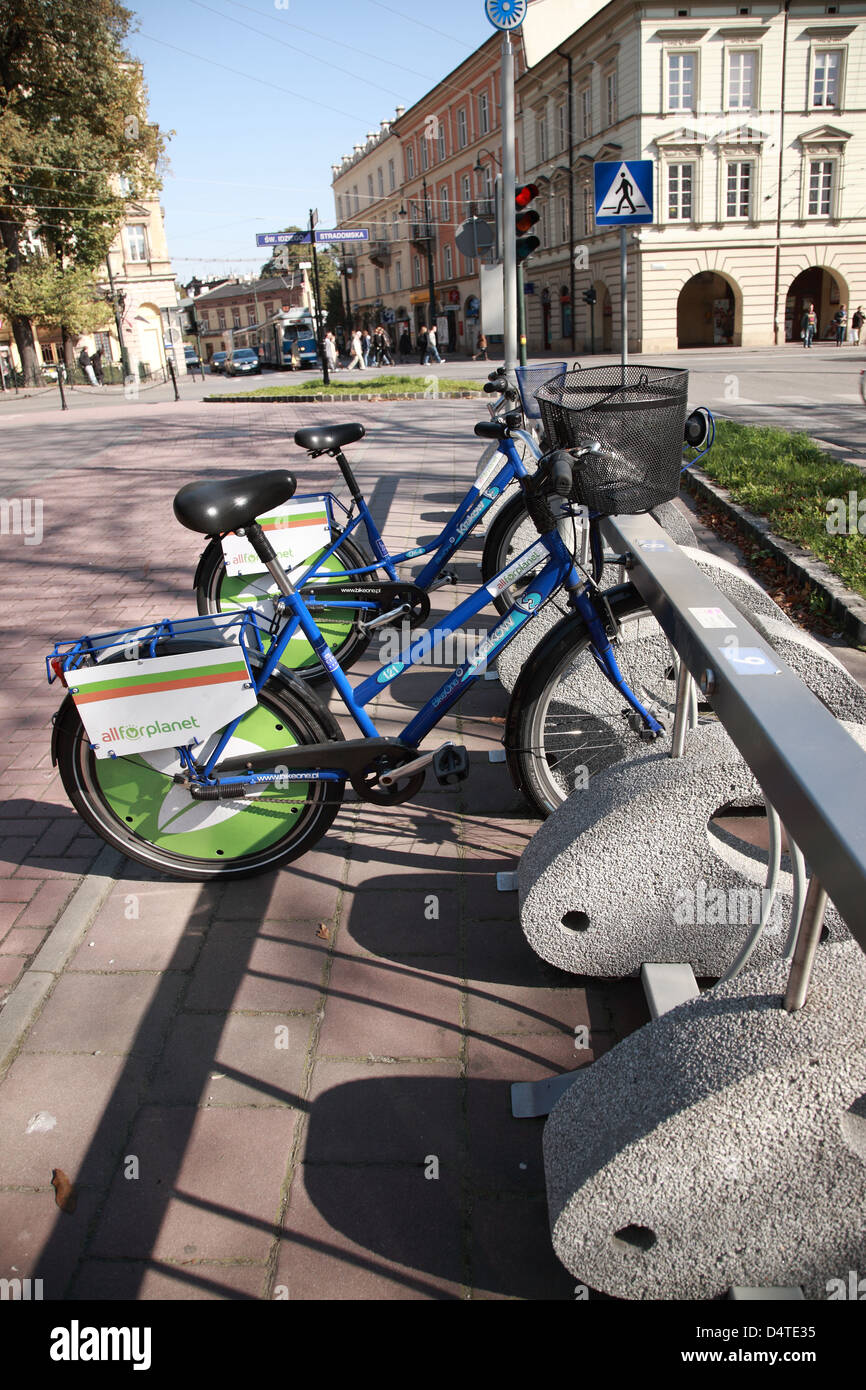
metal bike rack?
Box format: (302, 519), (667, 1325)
(511, 511), (866, 1120)
(603, 510), (866, 975)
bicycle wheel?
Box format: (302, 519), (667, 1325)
(54, 644), (344, 880)
(505, 587), (684, 817)
(194, 531), (374, 682)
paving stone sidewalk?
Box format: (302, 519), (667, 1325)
(0, 397), (649, 1300)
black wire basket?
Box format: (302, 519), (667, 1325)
(535, 365), (689, 514)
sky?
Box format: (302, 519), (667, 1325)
(128, 0), (496, 282)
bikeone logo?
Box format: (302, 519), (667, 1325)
(431, 668), (467, 708)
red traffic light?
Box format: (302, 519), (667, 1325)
(515, 183), (539, 209)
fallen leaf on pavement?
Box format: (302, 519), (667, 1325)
(51, 1168), (77, 1214)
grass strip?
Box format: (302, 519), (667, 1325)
(699, 419), (866, 598)
(222, 374), (484, 399)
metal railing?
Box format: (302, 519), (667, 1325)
(601, 510), (866, 1006)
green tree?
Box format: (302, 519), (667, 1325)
(0, 256), (112, 340)
(0, 1), (167, 383)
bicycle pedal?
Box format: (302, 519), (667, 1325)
(429, 568), (458, 590)
(433, 744), (470, 787)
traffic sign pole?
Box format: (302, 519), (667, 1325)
(501, 30), (517, 375)
(517, 261), (527, 366)
(593, 159), (654, 376)
(309, 207), (330, 387)
(621, 227), (628, 376)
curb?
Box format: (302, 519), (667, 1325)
(203, 391), (483, 404)
(682, 465), (866, 645)
(0, 845), (123, 1080)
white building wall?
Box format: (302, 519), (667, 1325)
(518, 1), (866, 354)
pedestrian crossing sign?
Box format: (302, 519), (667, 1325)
(594, 160), (654, 226)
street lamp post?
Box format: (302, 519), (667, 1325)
(105, 254), (130, 377)
(341, 253), (354, 339)
(422, 173), (436, 348)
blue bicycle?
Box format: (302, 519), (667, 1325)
(49, 366), (711, 880)
(192, 374), (541, 682)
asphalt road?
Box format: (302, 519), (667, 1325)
(2, 344), (864, 497)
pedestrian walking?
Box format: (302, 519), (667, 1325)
(398, 329), (411, 363)
(851, 306), (863, 347)
(375, 326), (393, 366)
(324, 332), (338, 373)
(78, 343), (99, 385)
(834, 304), (848, 345)
(91, 347), (105, 385)
(801, 303), (817, 348)
(361, 329), (372, 366)
(418, 324), (428, 365)
(347, 329), (364, 370)
(427, 323), (444, 363)
(472, 332), (488, 362)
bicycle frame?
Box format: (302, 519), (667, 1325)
(196, 436), (663, 792)
(272, 430), (542, 610)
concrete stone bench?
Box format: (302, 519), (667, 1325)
(543, 939), (866, 1300)
(518, 720), (858, 979)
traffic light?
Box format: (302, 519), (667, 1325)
(582, 287), (597, 306)
(515, 183), (540, 262)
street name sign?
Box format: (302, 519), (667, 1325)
(256, 230), (370, 246)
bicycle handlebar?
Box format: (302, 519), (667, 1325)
(549, 453), (574, 496)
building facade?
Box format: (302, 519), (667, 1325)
(517, 0), (866, 355)
(1, 186), (184, 380)
(189, 274), (307, 361)
(331, 34), (526, 357)
(99, 185), (186, 375)
(331, 124), (408, 349)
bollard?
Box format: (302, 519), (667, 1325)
(168, 358), (179, 401)
(58, 368), (69, 411)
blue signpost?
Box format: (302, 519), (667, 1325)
(256, 229), (370, 246)
(593, 159), (654, 370)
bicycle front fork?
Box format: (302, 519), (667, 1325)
(580, 594), (666, 741)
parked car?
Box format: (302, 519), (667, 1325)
(290, 335), (319, 370)
(184, 344), (201, 371)
(225, 348), (262, 376)
(209, 351), (228, 373)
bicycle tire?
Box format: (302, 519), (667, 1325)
(194, 531), (374, 682)
(505, 585), (681, 817)
(54, 643), (344, 880)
